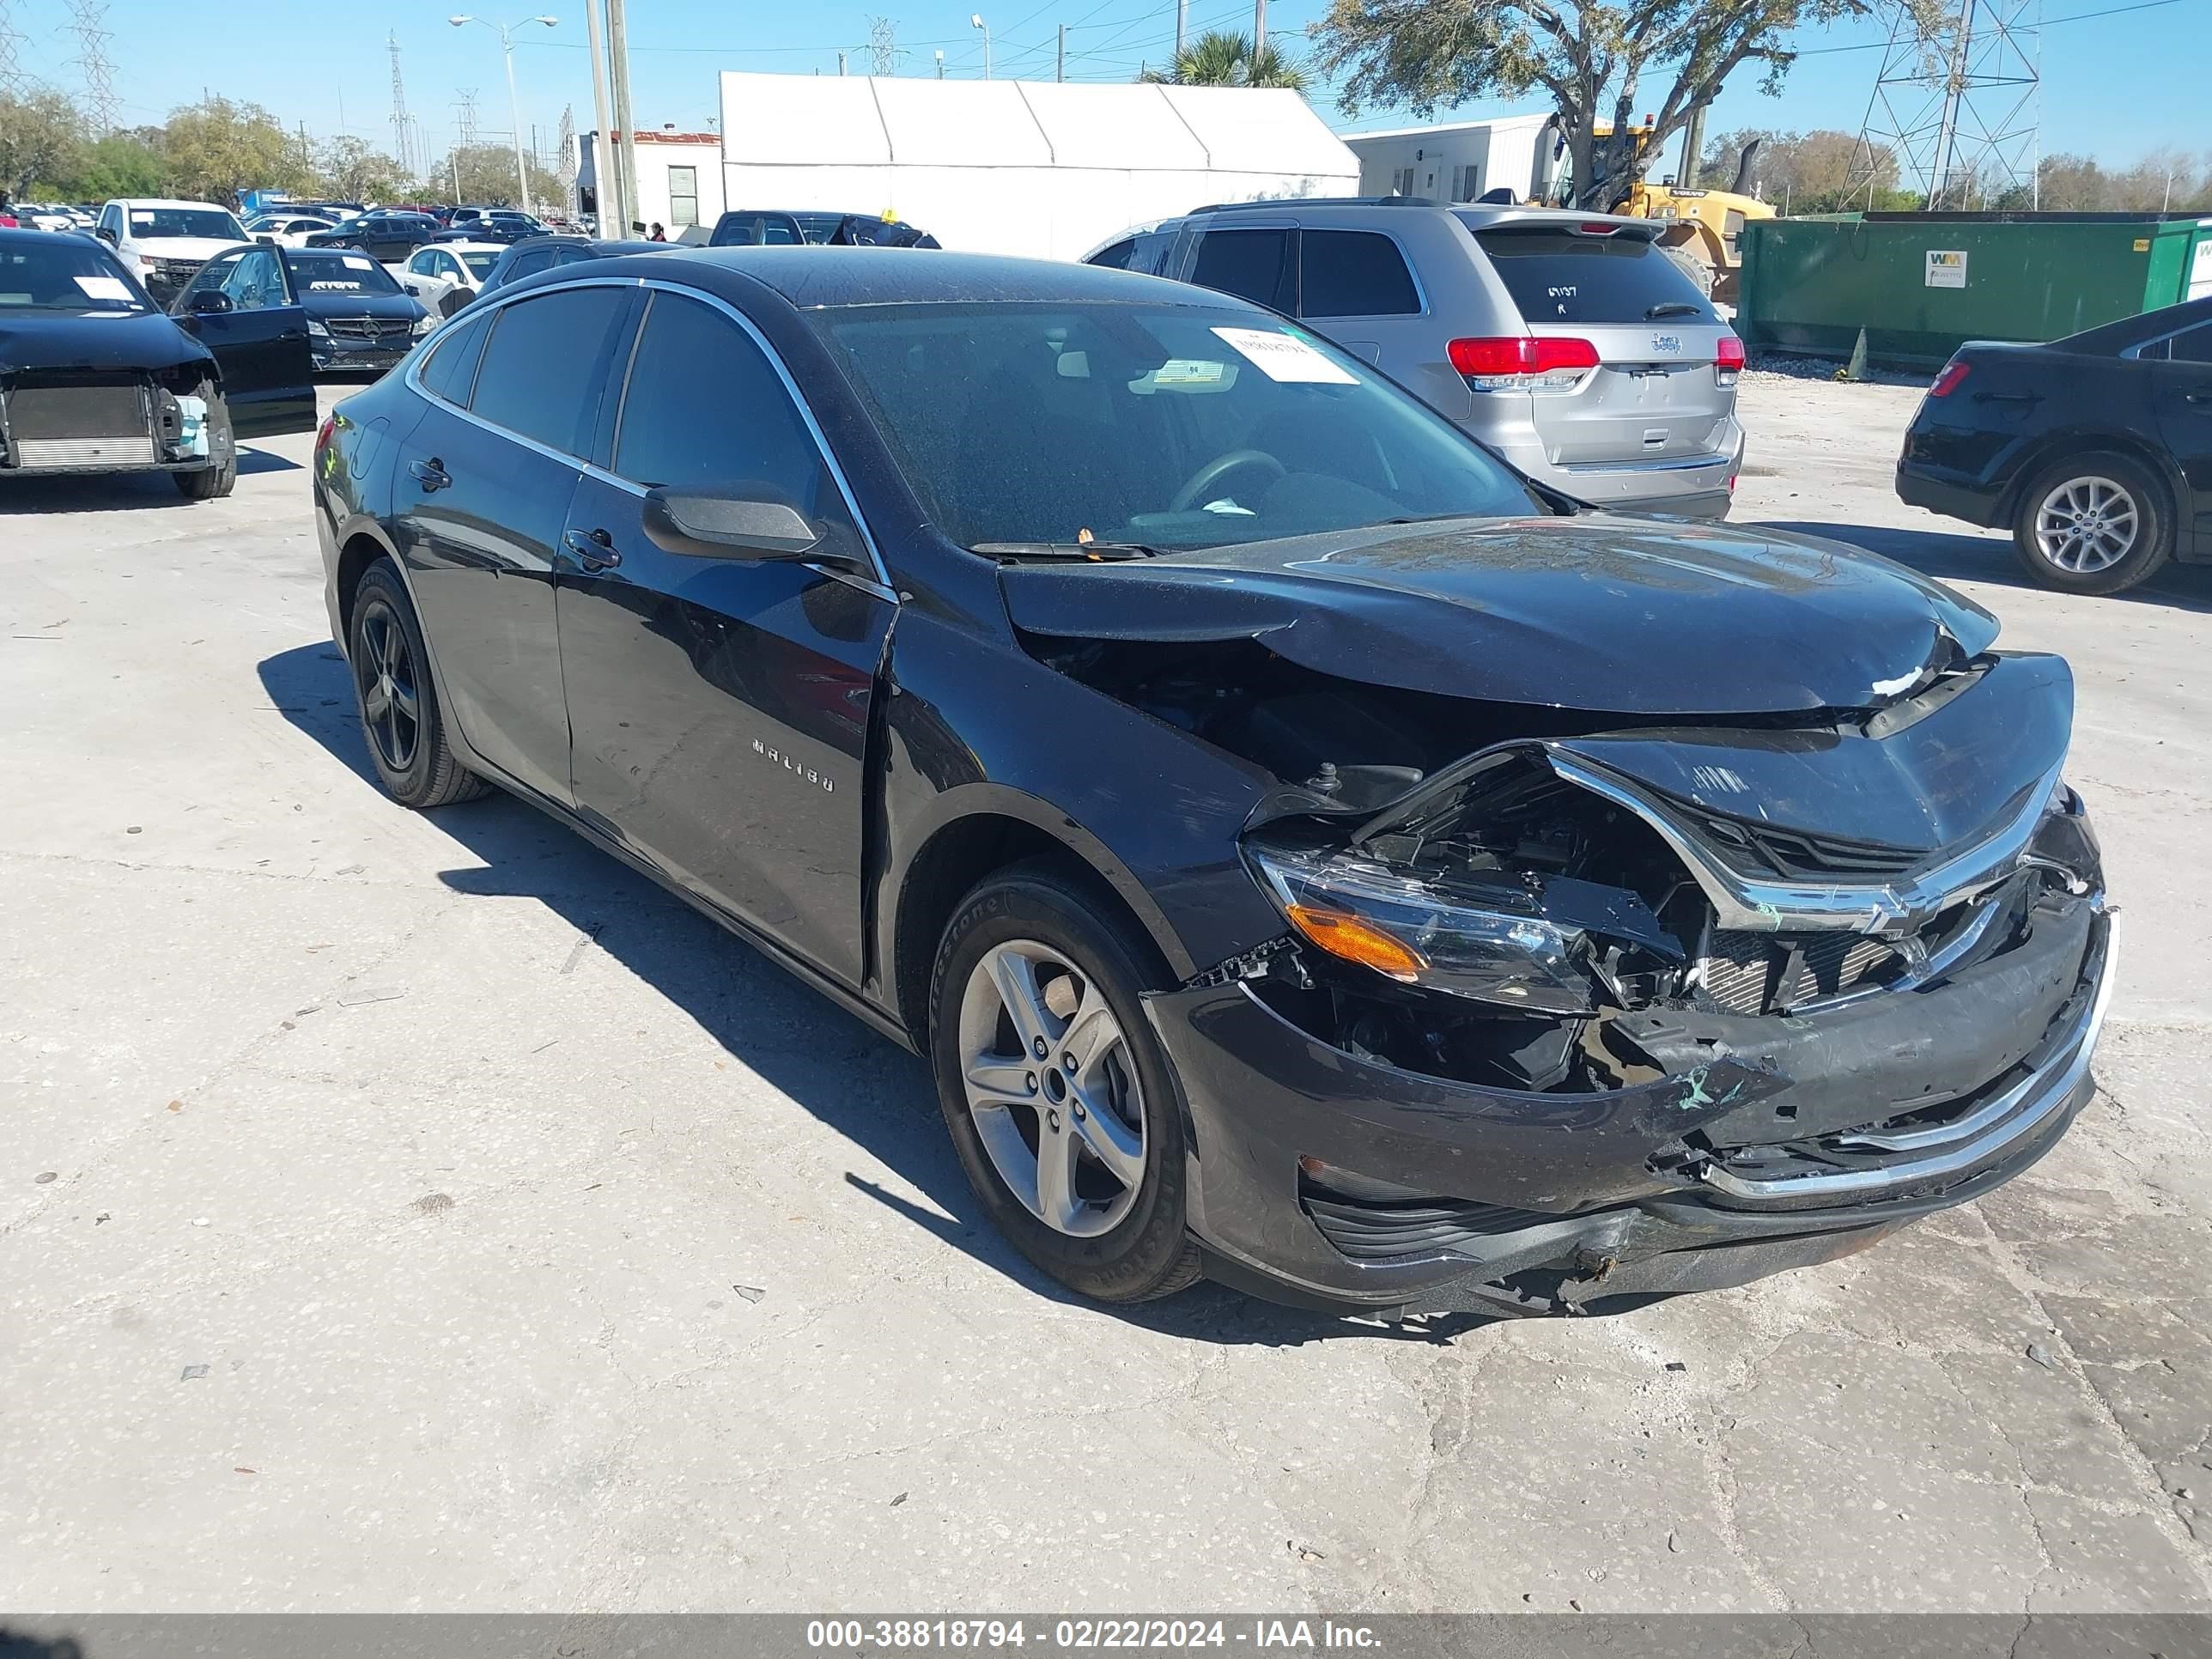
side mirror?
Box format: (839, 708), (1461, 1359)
(187, 289), (234, 315)
(255, 234), (277, 246)
(643, 486), (832, 562)
(94, 224), (117, 244)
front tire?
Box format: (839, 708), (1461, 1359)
(172, 384), (235, 500)
(928, 862), (1200, 1304)
(347, 561), (491, 809)
(2012, 453), (2172, 595)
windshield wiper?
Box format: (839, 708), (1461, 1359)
(1645, 301), (1705, 319)
(969, 540), (1164, 561)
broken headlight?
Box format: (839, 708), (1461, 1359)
(1248, 842), (1606, 1016)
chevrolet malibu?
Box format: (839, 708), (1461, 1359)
(313, 250), (2112, 1317)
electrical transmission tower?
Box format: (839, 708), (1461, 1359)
(864, 16), (905, 76)
(1849, 0), (2042, 211)
(556, 103), (577, 210)
(455, 88), (479, 149)
(388, 31), (415, 178)
(0, 0), (33, 95)
(64, 0), (120, 132)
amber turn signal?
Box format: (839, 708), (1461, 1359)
(1285, 904), (1428, 982)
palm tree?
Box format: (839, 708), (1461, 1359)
(1139, 30), (1308, 91)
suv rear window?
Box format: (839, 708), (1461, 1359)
(1464, 223), (1716, 325)
(1299, 230), (1420, 319)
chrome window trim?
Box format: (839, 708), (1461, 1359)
(2122, 319), (2212, 362)
(402, 271), (896, 600)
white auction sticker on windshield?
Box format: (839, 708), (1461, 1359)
(73, 275), (133, 301)
(342, 255), (374, 270)
(1209, 325), (1357, 385)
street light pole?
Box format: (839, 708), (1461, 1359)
(970, 13), (990, 78)
(451, 14), (558, 216)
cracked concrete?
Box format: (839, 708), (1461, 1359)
(3, 380), (2210, 1613)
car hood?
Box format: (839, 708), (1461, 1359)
(301, 289), (423, 321)
(997, 514), (2000, 716)
(0, 308), (209, 375)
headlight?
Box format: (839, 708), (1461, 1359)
(410, 312), (436, 337)
(307, 318), (331, 338)
(1248, 842), (1623, 1015)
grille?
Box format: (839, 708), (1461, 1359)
(325, 316), (412, 342)
(1691, 812), (1921, 880)
(1698, 931), (1899, 1016)
(152, 258), (202, 288)
(15, 435), (158, 468)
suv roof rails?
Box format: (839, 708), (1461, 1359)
(1182, 195), (1441, 216)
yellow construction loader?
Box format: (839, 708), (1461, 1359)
(1537, 125), (1776, 305)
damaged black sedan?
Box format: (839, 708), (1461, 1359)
(313, 250), (2112, 1317)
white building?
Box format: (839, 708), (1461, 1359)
(1344, 113), (1561, 206)
(714, 72), (1358, 260)
(577, 130), (727, 235)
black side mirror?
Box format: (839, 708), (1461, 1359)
(187, 289), (234, 315)
(643, 487), (834, 562)
(94, 224), (117, 244)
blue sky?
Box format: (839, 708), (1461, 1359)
(46, 0), (2209, 168)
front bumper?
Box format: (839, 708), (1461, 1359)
(1145, 896), (2111, 1317)
(311, 337), (416, 374)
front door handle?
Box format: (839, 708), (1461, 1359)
(1972, 391), (2041, 405)
(409, 457), (451, 491)
(562, 526), (623, 571)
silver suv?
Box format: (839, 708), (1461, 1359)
(1085, 199), (1745, 518)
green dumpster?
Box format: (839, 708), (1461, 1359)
(1737, 211), (2212, 369)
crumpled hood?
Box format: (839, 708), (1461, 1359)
(999, 515), (2000, 715)
(0, 309), (210, 376)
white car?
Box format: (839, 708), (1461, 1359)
(393, 241), (505, 317)
(94, 198), (252, 300)
(19, 204), (77, 232)
(246, 213), (338, 248)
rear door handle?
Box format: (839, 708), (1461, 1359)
(562, 526), (623, 571)
(408, 457), (451, 491)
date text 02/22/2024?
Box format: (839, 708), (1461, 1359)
(802, 1621), (1382, 1650)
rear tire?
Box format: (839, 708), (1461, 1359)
(2011, 452), (2172, 595)
(928, 860), (1200, 1304)
(171, 384), (235, 501)
(347, 560), (491, 809)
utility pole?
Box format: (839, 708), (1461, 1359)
(1173, 0), (1187, 64)
(1056, 24), (1066, 81)
(837, 51), (847, 75)
(1253, 0), (1266, 58)
(606, 0), (639, 233)
(934, 48), (945, 77)
(582, 0), (618, 232)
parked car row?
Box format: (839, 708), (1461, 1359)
(296, 244), (2110, 1320)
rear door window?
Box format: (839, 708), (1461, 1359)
(1464, 223), (1716, 325)
(1088, 238), (1136, 270)
(469, 286), (630, 455)
(1189, 228), (1295, 313)
(1298, 229), (1420, 318)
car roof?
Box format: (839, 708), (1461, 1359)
(433, 240), (509, 254)
(110, 198), (232, 211)
(558, 246), (1253, 310)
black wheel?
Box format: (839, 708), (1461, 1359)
(347, 561), (491, 809)
(2011, 452), (2172, 595)
(172, 384), (235, 500)
(928, 860), (1201, 1304)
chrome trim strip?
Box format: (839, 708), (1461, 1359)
(1547, 750), (2068, 935)
(1698, 921), (2114, 1201)
(1556, 450), (1735, 477)
(400, 271), (895, 595)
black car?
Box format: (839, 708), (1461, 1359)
(708, 209), (939, 249)
(313, 250), (2112, 1317)
(306, 212), (441, 264)
(0, 228), (313, 498)
(1898, 295), (2212, 595)
(435, 213), (548, 248)
(476, 235), (672, 295)
(174, 245), (430, 376)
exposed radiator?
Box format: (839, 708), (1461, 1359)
(15, 435), (159, 468)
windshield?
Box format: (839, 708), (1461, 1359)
(284, 250), (404, 295)
(816, 301), (1541, 552)
(0, 239), (149, 312)
(128, 206), (247, 241)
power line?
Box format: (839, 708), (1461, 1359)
(1798, 0), (2175, 53)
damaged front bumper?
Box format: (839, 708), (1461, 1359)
(1144, 893), (2112, 1317)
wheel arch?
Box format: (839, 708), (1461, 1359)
(887, 791), (1196, 1052)
(1998, 428), (2185, 534)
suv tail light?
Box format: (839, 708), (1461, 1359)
(1929, 360), (1972, 398)
(1449, 335), (1601, 391)
(1715, 333), (1744, 386)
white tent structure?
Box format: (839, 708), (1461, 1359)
(715, 72), (1359, 261)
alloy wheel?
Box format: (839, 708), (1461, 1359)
(356, 602), (422, 773)
(2033, 475), (2139, 574)
(957, 939), (1147, 1237)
